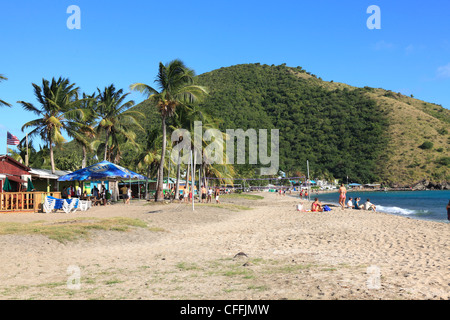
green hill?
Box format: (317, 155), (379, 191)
(56, 63), (450, 187)
(191, 63), (449, 186)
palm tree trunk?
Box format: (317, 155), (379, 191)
(175, 151), (181, 200)
(145, 164), (150, 200)
(82, 145), (87, 168)
(156, 116), (166, 201)
(104, 130), (110, 161)
(50, 143), (55, 174)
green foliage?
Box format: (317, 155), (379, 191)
(436, 157), (450, 167)
(418, 141), (434, 150)
(194, 63), (389, 183)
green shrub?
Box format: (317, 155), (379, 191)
(418, 141), (434, 150)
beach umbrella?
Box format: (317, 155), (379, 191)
(27, 178), (35, 191)
(3, 177), (11, 192)
(57, 160), (147, 182)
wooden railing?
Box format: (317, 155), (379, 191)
(0, 192), (62, 213)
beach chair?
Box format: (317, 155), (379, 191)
(79, 200), (87, 211)
(62, 198), (79, 213)
(79, 200), (91, 211)
(43, 196), (56, 213)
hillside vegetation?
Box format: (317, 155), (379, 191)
(56, 63), (450, 187)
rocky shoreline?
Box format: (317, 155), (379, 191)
(390, 180), (450, 191)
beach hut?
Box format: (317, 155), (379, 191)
(0, 155), (31, 192)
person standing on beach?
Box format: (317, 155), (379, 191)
(338, 184), (347, 210)
(207, 187), (213, 203)
(215, 187), (220, 204)
(126, 186), (131, 204)
(201, 185), (207, 203)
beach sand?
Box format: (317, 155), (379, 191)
(0, 192), (448, 300)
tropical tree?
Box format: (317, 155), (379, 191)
(0, 74), (11, 107)
(130, 59), (208, 201)
(95, 84), (144, 163)
(18, 77), (87, 173)
(67, 92), (98, 168)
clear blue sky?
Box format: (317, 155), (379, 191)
(1, 0), (449, 153)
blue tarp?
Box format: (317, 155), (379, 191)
(57, 160), (147, 182)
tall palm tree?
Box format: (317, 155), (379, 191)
(95, 84), (143, 163)
(18, 77), (86, 173)
(130, 59), (208, 201)
(0, 74), (12, 107)
(67, 92), (98, 168)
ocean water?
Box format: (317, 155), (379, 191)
(303, 190), (450, 223)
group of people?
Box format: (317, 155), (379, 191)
(62, 185), (82, 199)
(62, 184), (111, 206)
(299, 189), (309, 199)
(200, 185), (221, 203)
(346, 197), (376, 211)
(339, 183), (376, 211)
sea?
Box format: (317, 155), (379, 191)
(302, 190), (450, 223)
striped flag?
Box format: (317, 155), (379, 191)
(7, 132), (20, 145)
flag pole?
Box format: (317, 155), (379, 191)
(25, 133), (29, 166)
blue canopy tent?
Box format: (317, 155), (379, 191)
(58, 161), (147, 201)
(348, 183), (362, 188)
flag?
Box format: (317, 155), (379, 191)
(7, 132), (20, 146)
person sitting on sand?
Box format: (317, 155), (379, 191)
(364, 199), (376, 212)
(347, 197), (354, 209)
(353, 197), (362, 210)
(311, 198), (323, 212)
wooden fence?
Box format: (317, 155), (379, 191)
(0, 192), (62, 213)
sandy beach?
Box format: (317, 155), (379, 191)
(0, 192), (448, 300)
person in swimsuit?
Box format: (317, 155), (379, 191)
(338, 184), (347, 210)
(311, 198), (323, 212)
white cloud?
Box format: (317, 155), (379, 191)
(373, 40), (394, 51)
(436, 63), (450, 79)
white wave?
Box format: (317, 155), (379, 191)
(377, 205), (416, 215)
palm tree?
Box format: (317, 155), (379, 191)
(18, 77), (86, 173)
(67, 92), (98, 168)
(130, 59), (208, 201)
(95, 84), (143, 163)
(0, 74), (11, 107)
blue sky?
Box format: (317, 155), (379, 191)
(1, 0), (449, 153)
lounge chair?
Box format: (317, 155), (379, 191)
(43, 196), (56, 213)
(63, 198), (79, 213)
